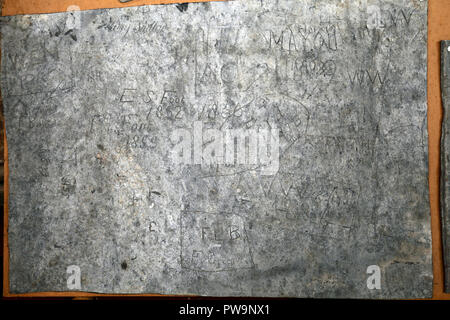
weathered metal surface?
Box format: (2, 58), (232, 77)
(441, 40), (450, 293)
(1, 0), (431, 298)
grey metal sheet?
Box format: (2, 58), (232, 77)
(1, 0), (431, 298)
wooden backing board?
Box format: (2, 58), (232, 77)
(1, 0), (450, 299)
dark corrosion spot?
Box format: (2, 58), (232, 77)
(176, 3), (188, 12)
(121, 261), (128, 270)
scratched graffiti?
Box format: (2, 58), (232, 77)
(1, 0), (431, 298)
